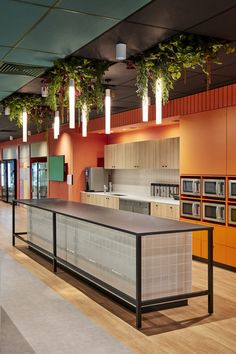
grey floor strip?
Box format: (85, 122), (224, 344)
(0, 307), (35, 354)
(0, 251), (132, 354)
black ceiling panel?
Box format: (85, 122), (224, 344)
(75, 21), (176, 61)
(189, 7), (236, 40)
(128, 0), (236, 31)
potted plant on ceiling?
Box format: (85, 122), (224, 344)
(135, 33), (235, 104)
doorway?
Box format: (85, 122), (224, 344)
(31, 158), (47, 199)
(0, 159), (17, 203)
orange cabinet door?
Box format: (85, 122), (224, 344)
(226, 227), (236, 248)
(227, 106), (236, 175)
(226, 247), (236, 267)
(192, 232), (202, 257)
(180, 108), (227, 175)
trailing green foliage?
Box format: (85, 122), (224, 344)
(3, 94), (54, 131)
(46, 57), (110, 115)
(135, 33), (235, 102)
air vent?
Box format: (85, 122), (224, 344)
(0, 62), (45, 77)
(0, 129), (17, 132)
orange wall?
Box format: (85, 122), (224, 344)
(48, 126), (107, 201)
(108, 124), (179, 144)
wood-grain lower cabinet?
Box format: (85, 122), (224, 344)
(80, 192), (119, 209)
(151, 202), (180, 220)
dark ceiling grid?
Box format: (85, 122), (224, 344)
(0, 0), (153, 141)
(2, 0), (236, 141)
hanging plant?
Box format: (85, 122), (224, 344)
(46, 57), (110, 118)
(135, 33), (235, 103)
(2, 94), (54, 132)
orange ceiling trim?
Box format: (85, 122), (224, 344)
(88, 83), (236, 132)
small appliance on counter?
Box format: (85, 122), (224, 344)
(84, 167), (108, 192)
(151, 183), (179, 199)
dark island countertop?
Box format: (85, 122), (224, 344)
(16, 198), (213, 236)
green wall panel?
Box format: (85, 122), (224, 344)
(49, 155), (65, 182)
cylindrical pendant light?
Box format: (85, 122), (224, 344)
(5, 106), (10, 115)
(53, 122), (58, 140)
(142, 90), (149, 122)
(82, 103), (87, 137)
(155, 78), (162, 124)
(54, 110), (60, 137)
(69, 78), (75, 129)
(105, 88), (111, 134)
(22, 107), (27, 142)
(116, 43), (126, 60)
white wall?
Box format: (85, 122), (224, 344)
(31, 141), (47, 158)
(112, 169), (179, 196)
(3, 146), (18, 160)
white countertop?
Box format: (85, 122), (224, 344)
(81, 191), (180, 205)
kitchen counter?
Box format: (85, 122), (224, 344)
(17, 198), (206, 236)
(13, 198), (213, 329)
(81, 191), (180, 205)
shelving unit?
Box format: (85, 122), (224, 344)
(180, 174), (236, 269)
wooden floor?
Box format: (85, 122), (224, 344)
(1, 201), (236, 354)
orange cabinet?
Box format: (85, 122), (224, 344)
(227, 106), (236, 175)
(226, 247), (236, 267)
(226, 227), (236, 248)
(192, 232), (202, 257)
(180, 109), (227, 175)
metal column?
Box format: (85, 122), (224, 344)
(136, 236), (142, 328)
(208, 228), (213, 314)
(52, 212), (57, 273)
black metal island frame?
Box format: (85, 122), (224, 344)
(12, 198), (214, 329)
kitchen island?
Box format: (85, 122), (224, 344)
(12, 198), (213, 328)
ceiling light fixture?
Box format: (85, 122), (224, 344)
(54, 110), (60, 139)
(155, 78), (162, 124)
(5, 106), (10, 115)
(22, 107), (27, 142)
(116, 43), (126, 60)
(105, 88), (111, 134)
(69, 78), (75, 129)
(41, 85), (48, 98)
(142, 91), (149, 122)
(82, 104), (87, 137)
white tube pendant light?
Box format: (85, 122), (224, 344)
(69, 78), (75, 129)
(142, 90), (149, 122)
(22, 107), (27, 142)
(82, 103), (87, 137)
(105, 88), (111, 134)
(116, 43), (126, 60)
(54, 110), (60, 138)
(155, 78), (162, 124)
(53, 122), (58, 140)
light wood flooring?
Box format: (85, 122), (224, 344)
(1, 201), (236, 354)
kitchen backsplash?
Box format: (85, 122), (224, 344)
(111, 169), (179, 196)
